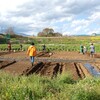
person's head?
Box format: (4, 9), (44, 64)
(91, 43), (93, 45)
(31, 42), (34, 45)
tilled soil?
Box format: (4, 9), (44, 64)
(0, 51), (100, 80)
(0, 60), (32, 75)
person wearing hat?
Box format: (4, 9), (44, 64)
(27, 42), (37, 66)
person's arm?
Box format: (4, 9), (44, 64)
(27, 47), (30, 56)
(33, 47), (37, 56)
(94, 46), (95, 52)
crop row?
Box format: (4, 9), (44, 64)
(0, 44), (100, 52)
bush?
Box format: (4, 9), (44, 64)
(70, 89), (100, 100)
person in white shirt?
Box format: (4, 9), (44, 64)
(83, 46), (87, 54)
(90, 43), (95, 57)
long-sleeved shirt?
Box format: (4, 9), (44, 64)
(90, 45), (95, 52)
(27, 45), (36, 56)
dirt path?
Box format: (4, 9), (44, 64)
(1, 51), (99, 61)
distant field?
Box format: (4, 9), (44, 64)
(0, 36), (100, 52)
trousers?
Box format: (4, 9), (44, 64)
(30, 56), (34, 63)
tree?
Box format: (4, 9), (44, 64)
(42, 28), (54, 36)
(37, 28), (62, 37)
(5, 27), (15, 35)
(54, 32), (62, 36)
(38, 32), (46, 37)
(92, 33), (96, 36)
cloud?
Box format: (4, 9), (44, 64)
(89, 12), (100, 23)
(0, 0), (100, 36)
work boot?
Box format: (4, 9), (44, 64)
(31, 63), (33, 66)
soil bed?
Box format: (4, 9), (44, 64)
(0, 51), (100, 80)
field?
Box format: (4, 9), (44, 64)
(0, 36), (100, 52)
(0, 36), (100, 100)
(0, 51), (100, 79)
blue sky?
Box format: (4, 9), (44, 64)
(0, 0), (100, 36)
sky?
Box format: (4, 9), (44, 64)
(0, 0), (100, 36)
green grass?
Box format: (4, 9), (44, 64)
(0, 71), (100, 100)
(0, 36), (100, 52)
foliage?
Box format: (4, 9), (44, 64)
(37, 28), (62, 37)
(0, 71), (100, 100)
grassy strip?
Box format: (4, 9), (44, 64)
(0, 71), (100, 100)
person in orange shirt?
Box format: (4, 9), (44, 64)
(27, 42), (37, 66)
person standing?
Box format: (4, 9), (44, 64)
(83, 46), (87, 54)
(20, 44), (23, 51)
(80, 45), (84, 54)
(8, 42), (11, 52)
(27, 42), (37, 66)
(42, 44), (46, 52)
(90, 43), (95, 58)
